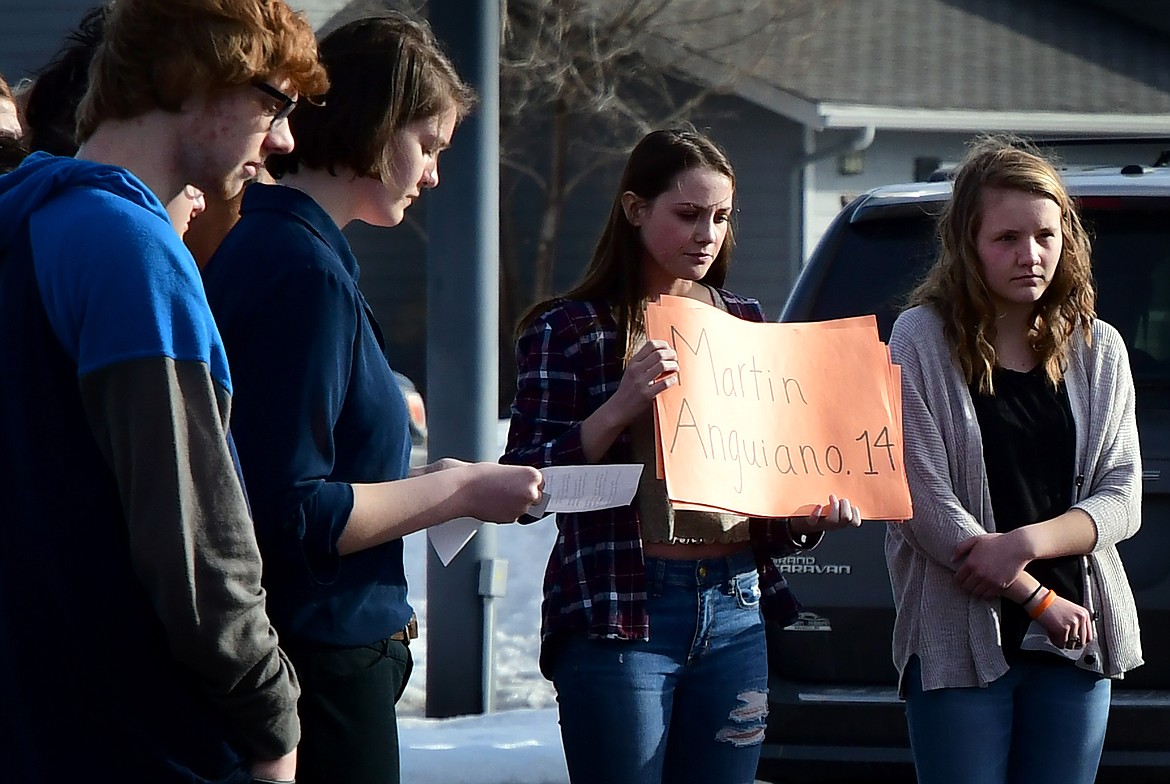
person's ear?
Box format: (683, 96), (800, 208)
(621, 191), (644, 226)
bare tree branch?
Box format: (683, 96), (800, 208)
(499, 0), (834, 312)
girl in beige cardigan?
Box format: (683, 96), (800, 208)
(887, 138), (1142, 784)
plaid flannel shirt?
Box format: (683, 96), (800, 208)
(502, 291), (817, 674)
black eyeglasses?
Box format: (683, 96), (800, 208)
(252, 82), (297, 127)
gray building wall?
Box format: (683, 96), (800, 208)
(0, 0), (352, 86)
(344, 215), (431, 395)
(693, 94), (807, 320)
(0, 1), (96, 84)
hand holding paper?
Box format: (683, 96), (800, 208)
(526, 464), (643, 518)
(429, 464), (643, 565)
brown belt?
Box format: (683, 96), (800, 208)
(390, 613), (419, 643)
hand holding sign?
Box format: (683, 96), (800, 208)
(607, 339), (680, 424)
(645, 296), (911, 520)
(799, 494), (864, 532)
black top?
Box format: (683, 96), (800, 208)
(970, 365), (1083, 657)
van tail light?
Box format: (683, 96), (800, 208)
(404, 391), (427, 437)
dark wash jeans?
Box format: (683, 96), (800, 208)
(281, 634), (413, 784)
(552, 548), (769, 784)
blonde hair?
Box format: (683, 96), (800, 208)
(77, 0), (328, 141)
(910, 135), (1095, 394)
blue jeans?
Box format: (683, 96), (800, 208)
(904, 654), (1110, 784)
(551, 548), (769, 784)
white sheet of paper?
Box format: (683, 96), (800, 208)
(1020, 620), (1087, 662)
(426, 464), (643, 566)
(528, 463), (643, 517)
(427, 517), (481, 567)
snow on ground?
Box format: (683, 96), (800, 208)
(399, 708), (568, 784)
(399, 517), (559, 715)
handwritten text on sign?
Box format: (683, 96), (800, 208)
(645, 297), (911, 520)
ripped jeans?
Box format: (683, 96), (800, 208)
(552, 548), (769, 784)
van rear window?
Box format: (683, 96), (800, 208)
(807, 201), (1170, 390)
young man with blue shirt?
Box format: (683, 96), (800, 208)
(0, 2), (328, 782)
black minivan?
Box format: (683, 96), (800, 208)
(759, 164), (1170, 783)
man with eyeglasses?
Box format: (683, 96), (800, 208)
(0, 2), (327, 783)
(254, 80), (300, 126)
(183, 80), (296, 269)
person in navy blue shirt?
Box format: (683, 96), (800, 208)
(0, 2), (329, 782)
(203, 14), (544, 784)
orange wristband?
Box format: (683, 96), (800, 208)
(1028, 589), (1057, 619)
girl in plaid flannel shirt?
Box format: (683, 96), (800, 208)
(504, 129), (862, 784)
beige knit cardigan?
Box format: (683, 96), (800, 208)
(886, 305), (1143, 693)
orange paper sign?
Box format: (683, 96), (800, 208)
(645, 296), (911, 520)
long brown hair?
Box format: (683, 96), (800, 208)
(517, 128), (736, 359)
(910, 136), (1095, 393)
